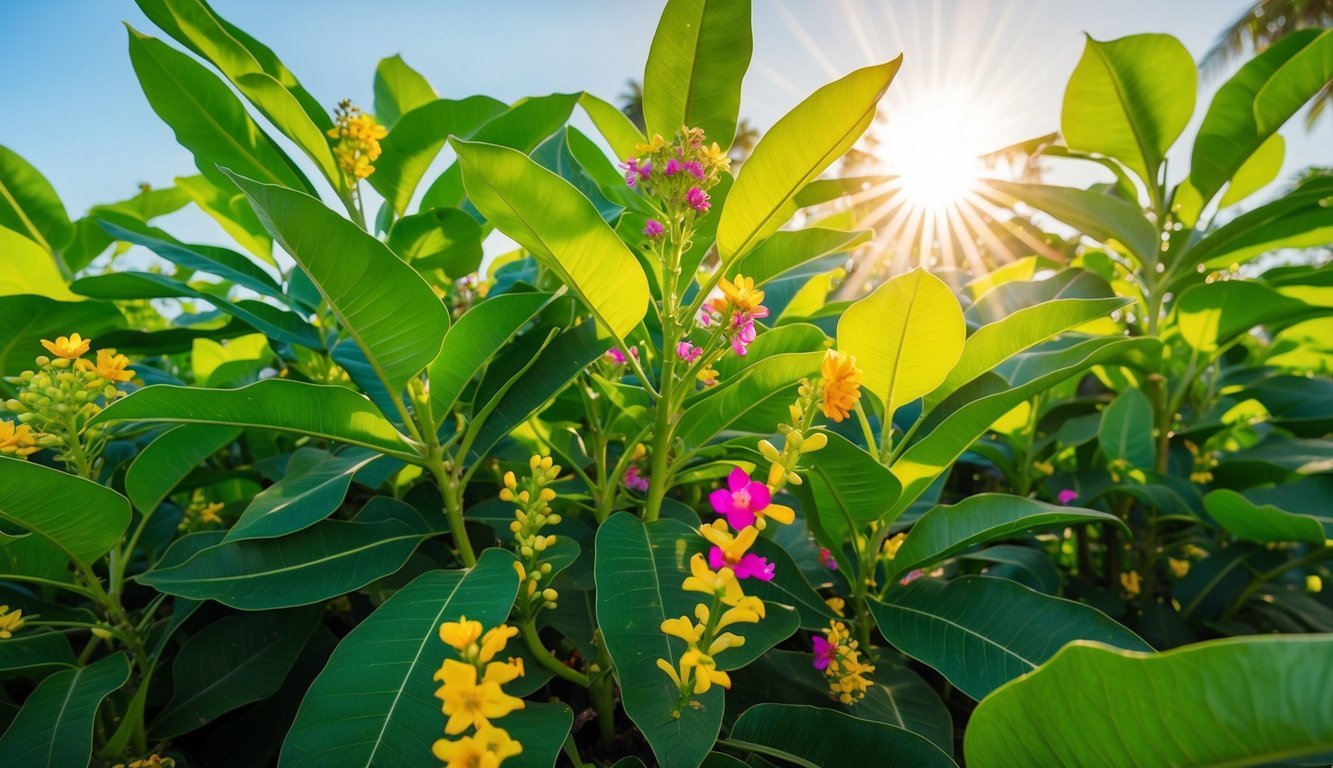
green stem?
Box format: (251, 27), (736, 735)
(429, 461), (476, 568)
(561, 734), (589, 768)
(0, 574), (95, 598)
(518, 619), (589, 686)
(1221, 546), (1333, 622)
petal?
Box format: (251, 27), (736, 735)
(763, 503), (796, 525)
(708, 547), (728, 571)
(709, 488), (735, 516)
(747, 483), (771, 510)
(724, 508), (756, 530)
(727, 467), (750, 492)
(739, 553), (775, 581)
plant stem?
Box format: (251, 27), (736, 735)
(428, 460), (476, 568)
(518, 618), (589, 686)
(1221, 546), (1332, 622)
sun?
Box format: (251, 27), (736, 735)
(877, 86), (988, 211)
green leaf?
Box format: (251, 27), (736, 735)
(1189, 29), (1333, 208)
(676, 351), (823, 447)
(451, 138), (649, 341)
(1178, 180), (1333, 274)
(426, 292), (555, 424)
(369, 96), (507, 215)
(152, 607), (320, 738)
(91, 380), (415, 459)
(175, 173), (274, 264)
(1061, 33), (1195, 186)
(980, 180), (1159, 265)
(280, 550), (520, 767)
(929, 296), (1129, 408)
(1097, 389), (1155, 468)
(839, 268), (966, 419)
(125, 424), (241, 513)
(387, 208), (484, 277)
(728, 703), (957, 768)
(138, 500), (425, 609)
(643, 0), (752, 147)
(227, 447), (378, 542)
(733, 227), (872, 288)
(0, 295), (122, 377)
(0, 145), (72, 253)
(887, 494), (1127, 582)
(718, 59), (900, 261)
(1203, 489), (1325, 545)
(226, 171), (451, 394)
(97, 216), (285, 301)
(373, 54), (439, 128)
(0, 227), (80, 301)
(871, 575), (1150, 700)
(1176, 279), (1329, 353)
(126, 26), (313, 194)
(503, 702), (575, 768)
(0, 653), (129, 766)
(743, 536), (839, 629)
(964, 635), (1333, 768)
(0, 457), (130, 568)
(578, 92), (647, 161)
(1218, 133), (1284, 209)
(801, 432), (903, 545)
(0, 632), (78, 678)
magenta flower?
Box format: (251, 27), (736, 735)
(619, 158), (651, 186)
(685, 186), (711, 212)
(899, 569), (926, 586)
(676, 341), (702, 363)
(683, 160), (705, 180)
(730, 316), (757, 356)
(606, 346), (638, 365)
(1057, 489), (1078, 505)
(664, 157), (682, 177)
(812, 636), (836, 671)
(709, 547), (775, 581)
(709, 467), (772, 530)
(643, 219), (665, 239)
(818, 547), (839, 570)
(624, 466), (650, 493)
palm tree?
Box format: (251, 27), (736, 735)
(1201, 0), (1333, 128)
(618, 79), (645, 131)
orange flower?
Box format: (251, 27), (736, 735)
(820, 349), (863, 423)
(718, 275), (765, 315)
(87, 349), (133, 383)
(41, 333), (91, 359)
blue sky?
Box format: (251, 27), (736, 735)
(2, 0), (1328, 247)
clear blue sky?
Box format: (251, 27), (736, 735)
(2, 0), (1328, 247)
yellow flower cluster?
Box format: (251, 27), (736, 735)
(819, 349), (864, 423)
(434, 617), (526, 768)
(113, 756), (175, 768)
(3, 334), (134, 474)
(179, 490), (226, 531)
(815, 620), (875, 705)
(503, 455), (563, 613)
(328, 100), (387, 182)
(0, 605), (24, 639)
(756, 385), (830, 496)
(881, 532), (907, 560)
(718, 275), (765, 316)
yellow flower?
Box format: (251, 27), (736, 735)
(882, 532), (907, 560)
(0, 421), (40, 458)
(825, 596), (845, 616)
(697, 366), (719, 387)
(434, 659), (526, 735)
(718, 275), (765, 315)
(698, 520), (759, 566)
(702, 141), (732, 173)
(1167, 558), (1190, 579)
(634, 133), (668, 155)
(661, 616), (705, 644)
(681, 553), (743, 605)
(113, 756), (176, 768)
(1120, 570), (1141, 597)
(198, 502), (224, 525)
(328, 100), (387, 181)
(0, 605), (24, 639)
(87, 349), (134, 383)
(820, 349), (863, 423)
(477, 625), (518, 664)
(679, 648), (731, 694)
(41, 333), (91, 359)
(432, 725), (522, 768)
(439, 617), (484, 653)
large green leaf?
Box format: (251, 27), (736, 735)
(1203, 489), (1326, 545)
(0, 295), (122, 378)
(1218, 133), (1284, 209)
(126, 27), (313, 194)
(280, 549), (519, 767)
(838, 268), (965, 420)
(1097, 388), (1155, 468)
(227, 447), (378, 542)
(1189, 29), (1333, 208)
(871, 575), (1150, 700)
(643, 0), (752, 147)
(175, 173), (274, 264)
(676, 351), (823, 447)
(0, 227), (80, 301)
(227, 172), (451, 395)
(0, 653), (129, 766)
(887, 494), (1126, 582)
(451, 138), (648, 341)
(717, 59), (900, 261)
(801, 432), (902, 546)
(1177, 180), (1333, 274)
(386, 208), (484, 277)
(138, 500), (426, 609)
(1061, 33), (1195, 186)
(501, 702), (575, 768)
(733, 227), (872, 289)
(0, 145), (72, 253)
(578, 92), (647, 161)
(964, 635), (1333, 767)
(1176, 276), (1330, 354)
(125, 424), (241, 513)
(0, 632), (78, 678)
(980, 180), (1158, 265)
(90, 380), (415, 459)
(373, 54), (438, 128)
(96, 217), (285, 301)
(152, 607), (320, 737)
(0, 457), (130, 568)
(728, 703), (957, 768)
(928, 296), (1129, 408)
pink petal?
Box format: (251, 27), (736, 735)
(708, 547), (728, 571)
(727, 467), (750, 492)
(737, 553), (774, 581)
(709, 488), (735, 516)
(724, 507), (756, 530)
(747, 482), (771, 510)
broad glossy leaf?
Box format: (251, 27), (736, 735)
(125, 424), (241, 513)
(1181, 182), (1333, 276)
(871, 575), (1150, 700)
(643, 0), (752, 147)
(887, 494), (1126, 582)
(451, 138), (648, 341)
(175, 173), (274, 263)
(503, 702), (574, 768)
(138, 503), (425, 609)
(280, 550), (519, 767)
(1203, 489), (1326, 545)
(676, 351), (823, 447)
(228, 172), (451, 394)
(97, 217), (284, 300)
(386, 208), (484, 277)
(0, 457), (130, 567)
(152, 607), (320, 737)
(227, 447), (378, 541)
(740, 536), (838, 630)
(981, 180), (1158, 265)
(1061, 33), (1195, 185)
(0, 632), (77, 678)
(578, 92), (647, 160)
(838, 268), (965, 419)
(801, 432), (902, 545)
(964, 635), (1333, 767)
(0, 653), (129, 766)
(91, 380), (415, 459)
(729, 703), (956, 768)
(1219, 133), (1284, 208)
(732, 227), (871, 288)
(718, 59), (900, 261)
(373, 54), (438, 128)
(1176, 277), (1329, 353)
(0, 227), (79, 301)
(0, 145), (71, 253)
(0, 295), (122, 377)
(1097, 389), (1155, 468)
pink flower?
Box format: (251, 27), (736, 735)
(899, 569), (926, 586)
(676, 341), (702, 363)
(643, 219), (665, 239)
(606, 346), (638, 365)
(709, 467), (771, 530)
(685, 187), (710, 212)
(818, 548), (838, 570)
(619, 158), (651, 186)
(697, 309), (713, 328)
(709, 547), (775, 581)
(812, 636), (836, 671)
(664, 157), (682, 177)
(624, 466), (650, 493)
(730, 316), (757, 356)
(1057, 489), (1078, 505)
(683, 160), (705, 180)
